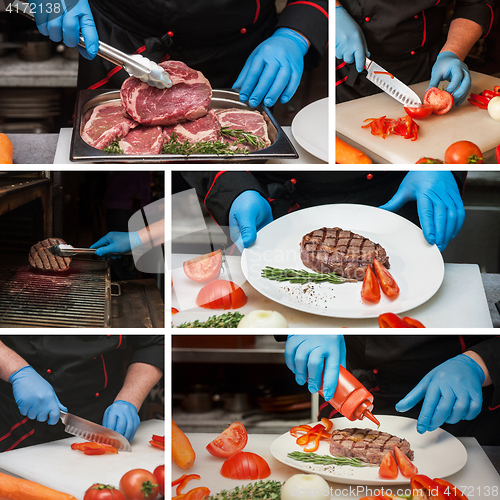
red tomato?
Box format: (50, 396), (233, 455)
(361, 265), (381, 304)
(183, 250), (222, 283)
(196, 280), (247, 310)
(379, 451), (398, 480)
(403, 104), (433, 119)
(84, 484), (126, 500)
(394, 445), (418, 478)
(206, 422), (248, 458)
(372, 258), (399, 299)
(119, 469), (159, 500)
(184, 487), (211, 500)
(423, 87), (454, 115)
(444, 140), (483, 164)
(415, 157), (444, 164)
(153, 465), (164, 496)
(220, 451), (271, 480)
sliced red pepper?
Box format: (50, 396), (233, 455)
(402, 316), (426, 328)
(303, 432), (321, 452)
(496, 144), (500, 164)
(378, 312), (408, 328)
(373, 71), (395, 79)
(172, 474), (201, 496)
(494, 85), (500, 93)
(296, 424), (325, 445)
(468, 93), (489, 109)
(372, 258), (400, 299)
(184, 487), (211, 500)
(152, 434), (165, 444)
(480, 89), (500, 100)
(71, 442), (118, 454)
(83, 448), (107, 455)
(150, 440), (165, 450)
(320, 417), (333, 432)
(290, 424), (312, 437)
(433, 478), (468, 500)
(411, 475), (451, 500)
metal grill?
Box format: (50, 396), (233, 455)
(0, 256), (110, 328)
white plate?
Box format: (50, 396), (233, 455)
(291, 97), (329, 162)
(241, 204), (444, 319)
(270, 415), (467, 485)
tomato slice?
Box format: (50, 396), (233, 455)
(183, 250), (222, 283)
(393, 445), (418, 478)
(220, 451), (271, 480)
(379, 451), (398, 480)
(403, 104), (433, 119)
(372, 258), (399, 299)
(361, 265), (381, 304)
(196, 280), (247, 310)
(423, 87), (454, 115)
(206, 422), (248, 458)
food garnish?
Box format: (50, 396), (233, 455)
(468, 85), (500, 109)
(372, 258), (400, 299)
(379, 451), (399, 479)
(103, 139), (124, 154)
(220, 127), (267, 149)
(362, 115), (419, 141)
(163, 131), (245, 156)
(261, 266), (356, 284)
(177, 312), (244, 328)
(206, 480), (282, 500)
(361, 265), (381, 303)
(287, 451), (372, 467)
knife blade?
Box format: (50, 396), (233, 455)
(365, 57), (422, 106)
(60, 411), (131, 452)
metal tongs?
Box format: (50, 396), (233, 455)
(12, 0), (173, 89)
(48, 244), (96, 257)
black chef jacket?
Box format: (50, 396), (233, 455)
(181, 171), (467, 232)
(336, 0), (494, 102)
(276, 335), (500, 445)
(0, 335), (164, 452)
(78, 0), (328, 90)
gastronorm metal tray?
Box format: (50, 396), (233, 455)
(70, 88), (298, 163)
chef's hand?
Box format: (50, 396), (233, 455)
(336, 5), (369, 73)
(33, 0), (98, 60)
(429, 51), (471, 106)
(396, 354), (484, 434)
(233, 28), (309, 107)
(285, 335), (346, 401)
(90, 231), (142, 258)
(9, 366), (67, 425)
(229, 190), (273, 250)
(378, 171), (465, 251)
(102, 400), (140, 442)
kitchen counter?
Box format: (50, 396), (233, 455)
(172, 432), (500, 498)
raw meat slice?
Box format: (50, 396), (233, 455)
(81, 101), (138, 150)
(120, 60), (212, 126)
(119, 125), (164, 155)
(29, 238), (72, 272)
(300, 227), (389, 281)
(215, 108), (271, 151)
(163, 109), (222, 145)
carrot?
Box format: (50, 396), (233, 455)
(0, 134), (13, 164)
(335, 136), (372, 164)
(172, 419), (195, 470)
(0, 471), (78, 500)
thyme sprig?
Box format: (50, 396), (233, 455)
(163, 131), (247, 156)
(176, 311), (244, 328)
(103, 138), (124, 154)
(208, 480), (282, 500)
(261, 266), (356, 285)
(287, 451), (373, 467)
(221, 127), (267, 149)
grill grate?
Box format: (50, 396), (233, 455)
(0, 256), (110, 328)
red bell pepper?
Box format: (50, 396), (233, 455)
(411, 475), (456, 500)
(402, 316), (426, 328)
(172, 474), (201, 496)
(496, 144), (500, 164)
(378, 312), (425, 328)
(468, 93), (489, 109)
(433, 478), (469, 500)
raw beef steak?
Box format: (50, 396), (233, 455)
(163, 109), (222, 145)
(215, 108), (271, 151)
(300, 227), (389, 281)
(81, 101), (138, 150)
(119, 126), (164, 155)
(329, 428), (414, 465)
(120, 60), (212, 126)
(29, 238), (72, 272)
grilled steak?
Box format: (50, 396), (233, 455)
(29, 238), (72, 272)
(329, 428), (414, 465)
(300, 227), (390, 281)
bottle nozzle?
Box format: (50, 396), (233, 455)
(364, 410), (380, 427)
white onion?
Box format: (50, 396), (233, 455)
(281, 474), (331, 500)
(487, 96), (500, 121)
(237, 310), (288, 328)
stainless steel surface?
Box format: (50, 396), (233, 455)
(60, 411), (131, 451)
(48, 244), (97, 257)
(71, 89), (298, 163)
(365, 57), (422, 106)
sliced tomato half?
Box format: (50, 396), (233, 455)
(206, 422), (248, 458)
(423, 87), (454, 115)
(378, 451), (398, 480)
(403, 104), (434, 119)
(361, 265), (381, 304)
(183, 250), (222, 283)
(196, 279), (247, 310)
(220, 451), (271, 480)
(394, 445), (418, 478)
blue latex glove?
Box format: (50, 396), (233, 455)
(335, 5), (369, 73)
(233, 28), (308, 107)
(396, 354), (485, 434)
(102, 400), (140, 442)
(284, 335), (346, 401)
(379, 171), (465, 251)
(9, 366), (67, 425)
(228, 190), (273, 250)
(90, 231), (142, 258)
(428, 51), (471, 106)
(33, 0), (98, 60)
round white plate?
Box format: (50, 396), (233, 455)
(270, 415), (467, 485)
(291, 97), (328, 162)
(241, 204), (444, 319)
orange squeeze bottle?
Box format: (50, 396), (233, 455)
(319, 365), (380, 426)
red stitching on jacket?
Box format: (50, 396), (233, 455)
(0, 417), (29, 443)
(489, 403), (500, 411)
(253, 0), (261, 23)
(458, 335), (466, 353)
(336, 61), (347, 70)
(484, 3), (494, 37)
(101, 355), (108, 389)
(116, 335), (123, 349)
(286, 1), (328, 19)
(336, 75), (348, 86)
(6, 426), (35, 451)
(421, 11), (426, 47)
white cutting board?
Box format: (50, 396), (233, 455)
(336, 71), (500, 163)
(0, 419), (165, 500)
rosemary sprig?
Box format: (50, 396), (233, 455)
(221, 127), (266, 150)
(261, 266), (356, 285)
(103, 138), (124, 154)
(163, 131), (248, 156)
(287, 451), (373, 467)
(208, 480), (282, 500)
(176, 312), (244, 328)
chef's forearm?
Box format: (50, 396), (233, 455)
(113, 362), (163, 411)
(137, 219), (164, 248)
(0, 341), (29, 382)
(464, 350), (492, 387)
(440, 18), (483, 61)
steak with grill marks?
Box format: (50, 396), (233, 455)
(300, 227), (390, 281)
(29, 238), (72, 272)
(329, 428), (414, 465)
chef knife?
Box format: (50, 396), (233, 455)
(365, 57), (422, 106)
(60, 410), (131, 451)
(11, 0), (173, 89)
